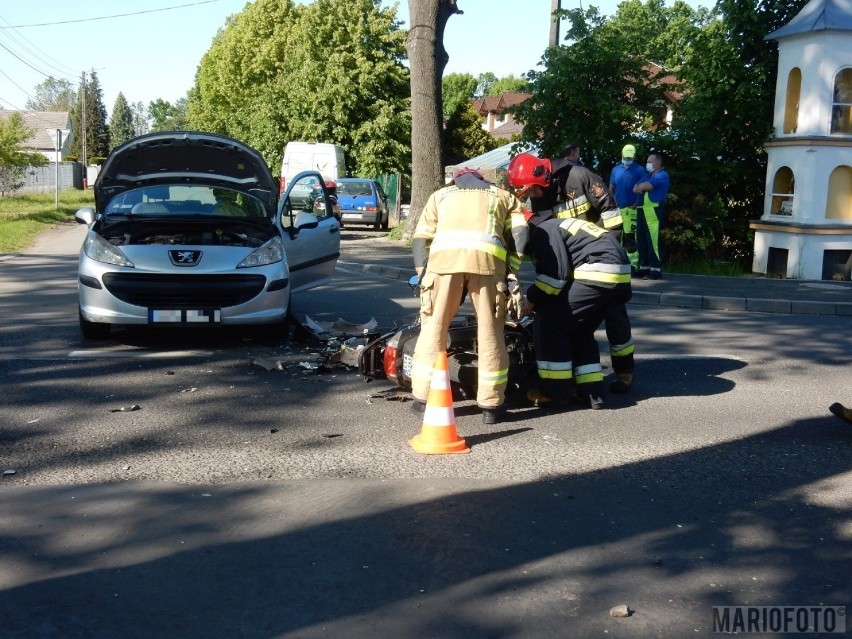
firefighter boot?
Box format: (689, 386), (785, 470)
(481, 406), (504, 425)
(610, 373), (633, 394)
(829, 403), (852, 425)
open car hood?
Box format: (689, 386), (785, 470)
(94, 132), (278, 215)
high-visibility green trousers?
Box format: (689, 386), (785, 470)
(621, 206), (639, 269)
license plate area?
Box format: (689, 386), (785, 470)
(148, 309), (221, 324)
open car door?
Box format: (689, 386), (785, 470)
(278, 171), (341, 292)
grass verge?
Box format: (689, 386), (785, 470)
(0, 189), (93, 253)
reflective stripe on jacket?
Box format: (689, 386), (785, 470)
(414, 184), (527, 275)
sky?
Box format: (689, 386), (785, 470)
(0, 0), (712, 117)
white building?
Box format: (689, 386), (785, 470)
(750, 0), (852, 280)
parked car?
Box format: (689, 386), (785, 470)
(335, 178), (389, 229)
(74, 131), (340, 339)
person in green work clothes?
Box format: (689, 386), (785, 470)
(609, 144), (646, 273)
(632, 152), (670, 279)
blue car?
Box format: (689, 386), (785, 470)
(335, 178), (389, 229)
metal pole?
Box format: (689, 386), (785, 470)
(55, 129), (61, 208)
(549, 0), (561, 47)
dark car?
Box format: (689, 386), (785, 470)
(335, 178), (389, 230)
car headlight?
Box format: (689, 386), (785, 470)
(237, 236), (284, 268)
(83, 232), (135, 267)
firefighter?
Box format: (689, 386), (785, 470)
(518, 152), (636, 394)
(508, 154), (633, 409)
(410, 168), (528, 425)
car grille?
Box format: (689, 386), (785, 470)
(102, 273), (267, 308)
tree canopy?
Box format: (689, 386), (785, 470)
(108, 92), (135, 149)
(0, 112), (46, 195)
(25, 77), (76, 112)
(187, 0), (410, 178)
(511, 0), (810, 267)
(68, 70), (109, 163)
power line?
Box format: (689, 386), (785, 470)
(0, 63), (37, 103)
(0, 1), (218, 29)
(0, 94), (24, 110)
(0, 16), (77, 78)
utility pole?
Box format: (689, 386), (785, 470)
(81, 71), (87, 169)
(549, 0), (561, 47)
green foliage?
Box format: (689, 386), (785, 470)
(475, 72), (498, 97)
(68, 70), (110, 162)
(443, 101), (498, 166)
(186, 0), (410, 178)
(442, 73), (477, 116)
(516, 0), (810, 266)
(108, 92), (135, 149)
(0, 112), (47, 195)
(130, 101), (150, 136)
(25, 77), (77, 112)
(485, 75), (530, 96)
(148, 98), (188, 132)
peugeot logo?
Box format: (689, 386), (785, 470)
(169, 250), (202, 266)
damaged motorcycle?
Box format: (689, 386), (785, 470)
(358, 276), (537, 400)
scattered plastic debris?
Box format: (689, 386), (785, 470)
(609, 605), (631, 618)
(27, 418), (39, 424)
(3, 469), (16, 476)
(304, 315), (378, 338)
(252, 358), (284, 371)
(109, 405), (141, 413)
(370, 388), (414, 402)
(322, 433), (343, 438)
(180, 387), (198, 393)
(299, 361), (319, 370)
(270, 428), (279, 434)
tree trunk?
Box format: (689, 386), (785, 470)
(404, 0), (462, 238)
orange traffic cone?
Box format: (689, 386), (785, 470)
(409, 351), (470, 454)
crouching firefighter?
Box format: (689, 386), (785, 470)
(507, 155), (633, 409)
(410, 168), (528, 425)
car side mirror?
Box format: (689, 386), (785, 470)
(293, 210), (319, 231)
(75, 207), (95, 226)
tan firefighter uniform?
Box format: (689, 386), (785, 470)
(411, 171), (528, 410)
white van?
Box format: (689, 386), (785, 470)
(280, 141), (346, 194)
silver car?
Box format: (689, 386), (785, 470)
(75, 131), (340, 339)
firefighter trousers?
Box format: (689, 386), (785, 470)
(411, 271), (509, 409)
(569, 281), (633, 399)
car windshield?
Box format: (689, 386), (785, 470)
(104, 185), (268, 218)
(336, 180), (373, 196)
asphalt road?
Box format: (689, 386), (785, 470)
(0, 223), (849, 638)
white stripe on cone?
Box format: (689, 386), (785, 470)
(423, 405), (455, 425)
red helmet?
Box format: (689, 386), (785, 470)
(507, 153), (552, 197)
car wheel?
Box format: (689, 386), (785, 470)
(79, 309), (111, 340)
(381, 211), (389, 230)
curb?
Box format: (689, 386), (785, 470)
(336, 261), (852, 317)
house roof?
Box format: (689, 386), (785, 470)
(471, 92), (532, 116)
(766, 0), (852, 40)
(0, 110), (70, 150)
(490, 115), (524, 140)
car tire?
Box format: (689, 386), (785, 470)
(79, 309), (111, 340)
(381, 211), (389, 230)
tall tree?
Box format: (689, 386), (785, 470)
(443, 101), (498, 167)
(405, 0), (462, 235)
(130, 101), (149, 137)
(442, 72), (477, 116)
(148, 98), (188, 132)
(187, 0), (409, 178)
(108, 92), (135, 149)
(25, 77), (76, 112)
(0, 112), (46, 195)
(485, 75), (530, 96)
(68, 70), (109, 162)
